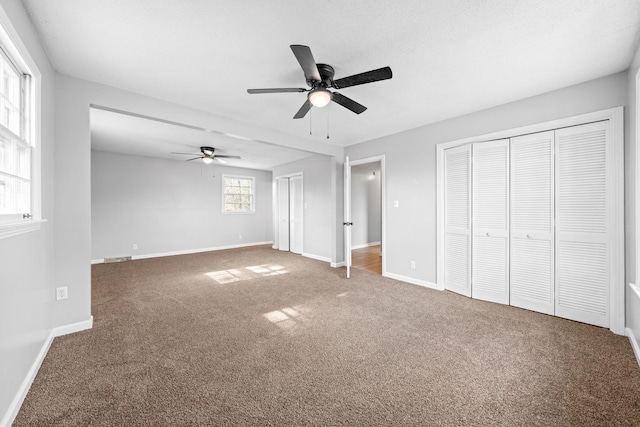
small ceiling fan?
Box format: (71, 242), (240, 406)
(171, 146), (240, 164)
(247, 45), (392, 119)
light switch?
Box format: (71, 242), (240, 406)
(394, 200), (399, 208)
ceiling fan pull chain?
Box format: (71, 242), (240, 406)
(309, 109), (312, 136)
(327, 112), (330, 139)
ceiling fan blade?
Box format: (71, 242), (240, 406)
(185, 157), (203, 162)
(215, 155), (241, 159)
(332, 92), (367, 114)
(332, 66), (392, 89)
(247, 88), (307, 94)
(171, 152), (201, 156)
(290, 45), (321, 82)
(293, 99), (312, 119)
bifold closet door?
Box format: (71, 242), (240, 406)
(289, 175), (303, 254)
(444, 144), (472, 297)
(555, 121), (609, 328)
(510, 131), (555, 315)
(277, 178), (290, 251)
(472, 139), (509, 304)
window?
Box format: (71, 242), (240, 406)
(0, 13), (40, 239)
(0, 47), (30, 225)
(222, 175), (255, 213)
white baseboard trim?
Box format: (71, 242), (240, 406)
(91, 258), (104, 265)
(1, 316), (93, 427)
(331, 261), (346, 268)
(52, 316), (94, 337)
(302, 253), (332, 263)
(626, 327), (640, 368)
(129, 241), (274, 261)
(384, 272), (439, 290)
(351, 241), (381, 250)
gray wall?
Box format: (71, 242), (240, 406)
(91, 151), (273, 260)
(626, 43), (640, 342)
(0, 0), (56, 421)
(52, 71), (325, 334)
(272, 154), (336, 261)
(351, 163), (381, 248)
(345, 72), (630, 286)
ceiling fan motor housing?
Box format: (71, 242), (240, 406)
(313, 63), (335, 88)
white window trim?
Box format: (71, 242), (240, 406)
(221, 174), (256, 214)
(0, 3), (43, 240)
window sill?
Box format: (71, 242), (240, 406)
(221, 211), (256, 215)
(0, 219), (47, 240)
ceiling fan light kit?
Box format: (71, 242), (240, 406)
(308, 88), (332, 107)
(247, 44), (392, 120)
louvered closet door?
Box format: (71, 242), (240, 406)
(444, 144), (472, 297)
(472, 139), (509, 304)
(510, 131), (555, 315)
(555, 121), (609, 327)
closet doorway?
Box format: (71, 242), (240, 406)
(437, 107), (624, 334)
(276, 174), (303, 254)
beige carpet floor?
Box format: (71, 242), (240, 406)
(14, 245), (640, 426)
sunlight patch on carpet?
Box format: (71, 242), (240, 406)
(246, 264), (288, 276)
(263, 306), (306, 332)
(205, 264), (289, 284)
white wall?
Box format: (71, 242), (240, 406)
(351, 163), (381, 248)
(345, 72), (629, 286)
(0, 0), (56, 423)
(91, 151), (272, 260)
(272, 154), (336, 261)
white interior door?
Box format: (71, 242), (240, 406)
(444, 144), (472, 297)
(510, 131), (555, 315)
(277, 177), (290, 252)
(289, 175), (303, 254)
(472, 139), (509, 304)
(555, 121), (609, 327)
(344, 156), (352, 278)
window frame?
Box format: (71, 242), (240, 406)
(0, 5), (43, 240)
(221, 174), (256, 214)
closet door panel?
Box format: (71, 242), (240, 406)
(289, 175), (303, 254)
(510, 131), (554, 315)
(444, 144), (472, 297)
(277, 178), (290, 251)
(555, 121), (609, 327)
(472, 139), (509, 304)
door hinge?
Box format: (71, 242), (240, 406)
(343, 222), (353, 226)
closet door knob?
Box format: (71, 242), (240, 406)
(526, 234), (531, 239)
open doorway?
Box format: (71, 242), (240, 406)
(348, 158), (384, 275)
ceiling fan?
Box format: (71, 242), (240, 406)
(247, 45), (392, 119)
(171, 146), (241, 164)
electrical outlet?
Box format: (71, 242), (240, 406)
(132, 243), (138, 250)
(410, 260), (416, 269)
(56, 287), (68, 301)
(394, 200), (399, 208)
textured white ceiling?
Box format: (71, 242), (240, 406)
(20, 0), (640, 163)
